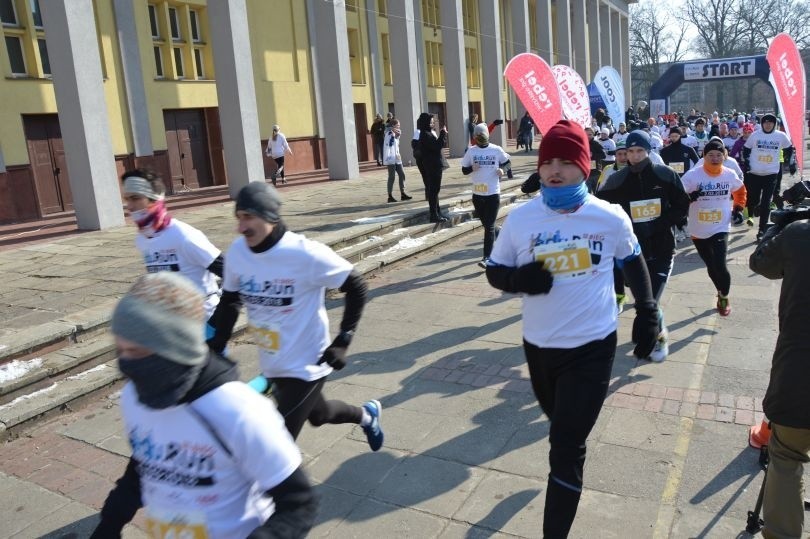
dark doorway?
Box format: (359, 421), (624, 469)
(353, 103), (370, 162)
(163, 109), (212, 191)
(23, 114), (73, 215)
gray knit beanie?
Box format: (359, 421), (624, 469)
(235, 181), (282, 223)
(111, 273), (207, 366)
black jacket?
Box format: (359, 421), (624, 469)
(659, 141), (699, 177)
(597, 158), (690, 258)
(418, 129), (447, 175)
(749, 220), (810, 428)
(91, 353), (318, 539)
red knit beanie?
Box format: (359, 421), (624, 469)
(537, 120), (591, 179)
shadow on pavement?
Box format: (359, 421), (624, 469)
(470, 488), (542, 537)
(37, 513), (99, 538)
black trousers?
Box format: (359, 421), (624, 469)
(271, 377), (362, 439)
(472, 193), (500, 259)
(692, 232), (730, 296)
(524, 332), (617, 538)
(273, 156), (286, 180)
(420, 168), (443, 219)
(744, 172), (778, 232)
(613, 254), (672, 303)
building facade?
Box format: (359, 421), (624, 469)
(0, 0), (632, 227)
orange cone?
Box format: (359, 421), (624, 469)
(749, 420), (771, 449)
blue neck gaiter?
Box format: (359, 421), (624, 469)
(541, 182), (589, 210)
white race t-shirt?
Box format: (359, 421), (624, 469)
(121, 381), (301, 539)
(680, 166), (744, 239)
(744, 129), (792, 175)
(489, 195), (640, 349)
(223, 231), (353, 380)
(460, 143), (510, 196)
(135, 219), (221, 318)
(695, 156), (743, 181)
(599, 137), (617, 162)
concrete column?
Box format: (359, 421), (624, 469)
(478, 0), (505, 146)
(555, 0), (572, 67)
(440, 0), (469, 157)
(510, 0), (530, 121)
(535, 0), (554, 64)
(611, 10), (621, 72)
(571, 0), (588, 79)
(208, 0), (265, 195)
(305, 0), (324, 135)
(413, 0), (428, 111)
(588, 0), (601, 81)
(366, 4), (384, 115)
(308, 1), (359, 179)
(620, 13), (631, 101)
(389, 0), (422, 165)
(113, 0), (153, 157)
(40, 0), (124, 230)
(599, 1), (611, 70)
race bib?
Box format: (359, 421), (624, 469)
(533, 239), (592, 279)
(249, 322), (281, 355)
(698, 208), (723, 223)
(146, 508), (209, 539)
(473, 183), (489, 194)
(670, 162), (684, 173)
(629, 198), (662, 223)
(757, 154), (774, 163)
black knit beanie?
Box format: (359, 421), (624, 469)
(235, 181), (282, 223)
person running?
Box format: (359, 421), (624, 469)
(691, 118), (711, 157)
(596, 139), (628, 191)
(680, 139), (747, 316)
(742, 113), (796, 242)
(598, 127), (617, 169)
(659, 127), (699, 177)
(92, 272), (317, 539)
(485, 120), (659, 538)
(583, 126), (607, 192)
(598, 130), (691, 362)
(461, 123), (511, 268)
(121, 169), (223, 322)
(266, 125), (293, 186)
(207, 182), (384, 449)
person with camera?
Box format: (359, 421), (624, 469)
(749, 180), (810, 539)
(485, 120), (660, 538)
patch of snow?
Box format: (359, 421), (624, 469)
(0, 383), (58, 410)
(0, 345), (7, 351)
(369, 236), (428, 257)
(0, 357), (44, 384)
(351, 215), (399, 224)
(67, 364), (110, 380)
(336, 236), (383, 253)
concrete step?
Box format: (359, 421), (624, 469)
(0, 186), (532, 439)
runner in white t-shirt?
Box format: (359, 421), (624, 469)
(461, 123), (511, 268)
(92, 272), (316, 539)
(208, 182), (384, 450)
(121, 169), (223, 320)
(680, 139), (747, 316)
(485, 120), (659, 538)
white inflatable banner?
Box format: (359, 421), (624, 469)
(594, 66), (625, 126)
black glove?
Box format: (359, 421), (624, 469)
(206, 337), (225, 355)
(688, 189), (704, 202)
(521, 172), (541, 194)
(513, 261), (554, 295)
(632, 303), (659, 359)
(317, 331), (353, 370)
(731, 210), (744, 225)
(789, 163), (797, 175)
(493, 119), (504, 126)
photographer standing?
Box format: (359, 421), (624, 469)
(749, 208), (810, 539)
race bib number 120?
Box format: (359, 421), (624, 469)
(533, 239), (592, 279)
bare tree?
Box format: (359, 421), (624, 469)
(629, 0), (688, 102)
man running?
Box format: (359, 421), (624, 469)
(121, 169), (223, 322)
(680, 139), (747, 315)
(92, 272), (317, 539)
(207, 182), (384, 449)
(485, 120), (659, 538)
(598, 130), (691, 362)
(660, 127), (699, 177)
(461, 123), (511, 268)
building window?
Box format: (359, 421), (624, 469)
(465, 47), (479, 88)
(190, 10), (201, 42)
(148, 4), (160, 38)
(168, 7), (181, 41)
(194, 47), (204, 78)
(0, 0), (18, 26)
(173, 46), (184, 77)
(425, 40), (444, 87)
(381, 32), (392, 85)
(30, 0), (42, 28)
(37, 37), (49, 75)
(347, 27), (364, 84)
(421, 0), (439, 28)
(345, 0), (358, 11)
(5, 35), (25, 74)
(377, 0), (387, 15)
(462, 0), (478, 37)
(154, 46), (164, 77)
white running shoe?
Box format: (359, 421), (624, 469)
(649, 329), (669, 363)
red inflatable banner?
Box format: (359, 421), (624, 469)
(504, 53), (563, 136)
(767, 33), (806, 175)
